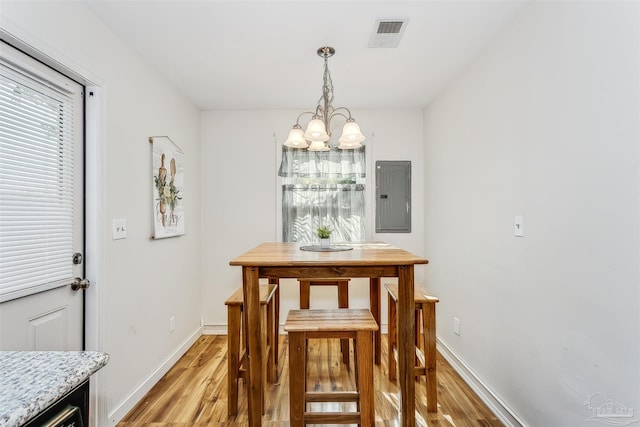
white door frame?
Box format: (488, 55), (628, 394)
(84, 84), (107, 427)
(0, 25), (107, 427)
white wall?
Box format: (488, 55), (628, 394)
(423, 1), (639, 426)
(200, 109), (426, 330)
(1, 2), (202, 425)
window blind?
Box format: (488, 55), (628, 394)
(279, 145), (366, 243)
(0, 60), (77, 301)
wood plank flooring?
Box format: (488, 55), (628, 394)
(117, 335), (502, 426)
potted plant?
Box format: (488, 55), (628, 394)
(317, 226), (332, 249)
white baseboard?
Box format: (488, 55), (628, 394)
(107, 327), (201, 425)
(437, 338), (527, 427)
(202, 324), (227, 335)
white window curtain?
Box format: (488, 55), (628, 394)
(279, 146), (366, 242)
(0, 59), (78, 301)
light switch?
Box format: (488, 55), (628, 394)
(514, 216), (524, 237)
(112, 218), (127, 240)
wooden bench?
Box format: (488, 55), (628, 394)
(297, 278), (351, 364)
(225, 283), (278, 417)
(285, 308), (378, 427)
(385, 282), (439, 413)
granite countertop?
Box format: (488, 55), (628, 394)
(0, 351), (109, 427)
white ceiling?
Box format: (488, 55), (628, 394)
(84, 0), (527, 110)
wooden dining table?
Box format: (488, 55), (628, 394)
(229, 242), (428, 427)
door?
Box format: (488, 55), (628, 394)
(0, 41), (85, 351)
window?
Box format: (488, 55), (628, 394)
(0, 43), (83, 302)
(279, 146), (366, 242)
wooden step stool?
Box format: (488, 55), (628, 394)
(298, 278), (351, 364)
(225, 283), (278, 417)
(385, 282), (439, 413)
(284, 308), (378, 427)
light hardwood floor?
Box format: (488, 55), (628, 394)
(117, 335), (502, 426)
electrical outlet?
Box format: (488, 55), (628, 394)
(454, 317), (460, 336)
(169, 316), (176, 333)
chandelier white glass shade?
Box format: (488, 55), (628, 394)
(284, 47), (365, 150)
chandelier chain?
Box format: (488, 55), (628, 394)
(317, 54), (335, 128)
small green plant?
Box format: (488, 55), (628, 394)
(317, 226), (332, 239)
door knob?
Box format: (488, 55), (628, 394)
(70, 277), (90, 291)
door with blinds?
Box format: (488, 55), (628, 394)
(0, 41), (85, 351)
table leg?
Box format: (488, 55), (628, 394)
(337, 281), (350, 365)
(356, 329), (375, 427)
(242, 267), (262, 427)
(269, 278), (280, 366)
(369, 278), (381, 365)
(288, 331), (306, 427)
(424, 301), (437, 412)
(387, 291), (397, 381)
(397, 265), (415, 427)
(299, 280), (311, 309)
(227, 304), (241, 417)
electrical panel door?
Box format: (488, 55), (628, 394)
(375, 161), (411, 233)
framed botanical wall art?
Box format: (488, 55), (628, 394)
(150, 136), (185, 239)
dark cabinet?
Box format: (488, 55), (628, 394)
(23, 380), (89, 427)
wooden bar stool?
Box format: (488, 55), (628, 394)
(225, 283), (278, 417)
(385, 282), (439, 413)
(298, 278), (351, 364)
(285, 308), (378, 427)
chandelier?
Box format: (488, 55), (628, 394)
(284, 47), (365, 151)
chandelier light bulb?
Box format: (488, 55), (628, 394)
(303, 118), (330, 142)
(284, 126), (308, 148)
(338, 120), (365, 149)
(308, 140), (330, 151)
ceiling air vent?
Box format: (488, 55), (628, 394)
(377, 21), (404, 34)
(368, 18), (409, 48)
